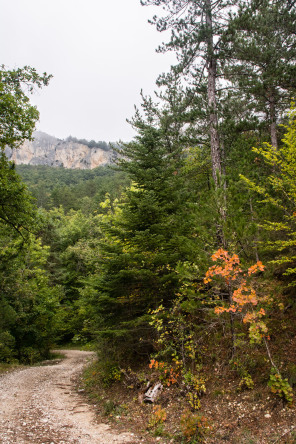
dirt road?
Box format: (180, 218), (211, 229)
(0, 350), (135, 443)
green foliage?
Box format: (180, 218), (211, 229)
(40, 206), (102, 344)
(83, 358), (122, 389)
(79, 94), (205, 363)
(0, 233), (61, 362)
(17, 165), (129, 212)
(184, 370), (206, 411)
(0, 65), (60, 363)
(0, 154), (38, 238)
(102, 400), (117, 416)
(238, 373), (254, 391)
(0, 332), (16, 363)
(232, 360), (255, 391)
(222, 0), (296, 146)
(0, 65), (51, 149)
(268, 369), (294, 405)
(241, 106), (296, 283)
(101, 364), (122, 387)
(149, 297), (202, 370)
(65, 136), (111, 151)
(286, 363), (296, 388)
(1, 7), (295, 418)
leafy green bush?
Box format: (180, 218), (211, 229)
(268, 369), (294, 405)
(0, 332), (16, 363)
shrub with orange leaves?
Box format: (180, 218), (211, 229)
(204, 249), (242, 285)
(204, 249), (268, 344)
(180, 409), (210, 442)
(147, 404), (167, 429)
(149, 359), (180, 386)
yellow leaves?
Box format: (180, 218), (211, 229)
(180, 409), (210, 441)
(242, 106), (296, 284)
(243, 312), (256, 324)
(187, 391), (201, 410)
(153, 405), (167, 423)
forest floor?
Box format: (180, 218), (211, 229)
(80, 360), (296, 444)
(0, 350), (135, 443)
(80, 330), (296, 444)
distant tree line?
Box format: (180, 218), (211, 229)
(66, 136), (111, 151)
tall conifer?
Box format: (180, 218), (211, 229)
(222, 0), (296, 148)
(140, 0), (238, 246)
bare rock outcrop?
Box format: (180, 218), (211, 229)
(5, 132), (113, 169)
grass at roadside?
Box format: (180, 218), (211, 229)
(53, 342), (96, 351)
(0, 350), (66, 374)
(0, 362), (24, 375)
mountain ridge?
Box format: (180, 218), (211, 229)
(5, 131), (115, 169)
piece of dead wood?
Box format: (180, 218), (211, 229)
(121, 368), (142, 389)
(138, 381), (151, 403)
(143, 382), (163, 403)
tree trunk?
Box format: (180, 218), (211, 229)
(205, 0), (226, 247)
(205, 0), (222, 187)
(269, 91), (278, 149)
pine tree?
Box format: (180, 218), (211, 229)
(82, 94), (201, 362)
(141, 1), (237, 184)
(222, 0), (296, 148)
(140, 0), (241, 248)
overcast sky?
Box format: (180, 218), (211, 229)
(0, 0), (175, 142)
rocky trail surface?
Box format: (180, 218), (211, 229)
(0, 350), (135, 443)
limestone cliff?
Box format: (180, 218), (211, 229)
(5, 132), (113, 169)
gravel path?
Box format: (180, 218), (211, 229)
(0, 350), (135, 443)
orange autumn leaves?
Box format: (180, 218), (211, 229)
(204, 249), (241, 284)
(204, 249), (264, 285)
(204, 249), (267, 342)
(149, 359), (179, 386)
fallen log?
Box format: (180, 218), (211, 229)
(143, 382), (163, 403)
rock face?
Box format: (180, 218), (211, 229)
(5, 132), (113, 169)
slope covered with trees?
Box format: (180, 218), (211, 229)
(0, 66), (59, 363)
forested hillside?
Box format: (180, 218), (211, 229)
(17, 165), (129, 212)
(1, 1), (296, 442)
